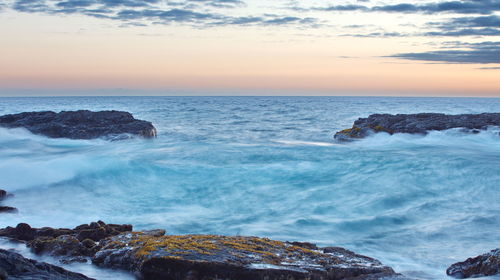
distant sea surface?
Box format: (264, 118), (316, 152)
(0, 96), (499, 279)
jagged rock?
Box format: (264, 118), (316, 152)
(446, 249), (500, 279)
(334, 113), (500, 141)
(0, 110), (157, 139)
(0, 221), (132, 243)
(28, 235), (95, 257)
(92, 232), (397, 280)
(0, 248), (94, 280)
(0, 223), (36, 241)
(0, 190), (6, 200)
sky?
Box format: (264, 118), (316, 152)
(0, 0), (499, 97)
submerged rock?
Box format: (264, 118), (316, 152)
(334, 113), (500, 141)
(0, 110), (157, 139)
(446, 249), (500, 279)
(0, 190), (17, 214)
(92, 232), (397, 280)
(0, 248), (94, 280)
(0, 206), (18, 214)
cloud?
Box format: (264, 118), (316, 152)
(390, 41), (500, 64)
(341, 31), (406, 38)
(9, 0), (317, 27)
(315, 0), (500, 15)
(424, 15), (500, 36)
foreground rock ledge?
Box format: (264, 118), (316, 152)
(0, 222), (401, 280)
(94, 232), (397, 280)
(334, 113), (500, 141)
(0, 248), (94, 280)
(446, 249), (500, 279)
(0, 110), (157, 139)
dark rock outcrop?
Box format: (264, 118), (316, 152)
(0, 206), (18, 214)
(446, 249), (500, 279)
(334, 113), (500, 141)
(0, 110), (157, 139)
(0, 248), (94, 280)
(0, 221), (132, 265)
(0, 221), (131, 244)
(0, 190), (17, 214)
(92, 231), (398, 280)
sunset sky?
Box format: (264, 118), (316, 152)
(0, 0), (499, 96)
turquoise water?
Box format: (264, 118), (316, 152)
(0, 96), (499, 279)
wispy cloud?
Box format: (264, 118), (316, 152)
(390, 41), (500, 64)
(313, 0), (500, 15)
(9, 0), (317, 27)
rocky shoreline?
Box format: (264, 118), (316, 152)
(0, 221), (403, 280)
(334, 113), (500, 141)
(0, 220), (498, 279)
(0, 110), (157, 140)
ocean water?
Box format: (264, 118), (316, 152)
(0, 96), (499, 279)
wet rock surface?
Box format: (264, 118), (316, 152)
(0, 221), (407, 279)
(92, 231), (398, 280)
(0, 248), (94, 280)
(334, 113), (500, 141)
(447, 249), (500, 279)
(0, 110), (157, 139)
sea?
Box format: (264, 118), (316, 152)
(0, 96), (499, 279)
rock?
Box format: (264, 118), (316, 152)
(0, 206), (18, 214)
(28, 235), (95, 257)
(334, 113), (500, 141)
(92, 232), (397, 280)
(0, 248), (94, 280)
(0, 190), (17, 214)
(0, 110), (157, 140)
(0, 223), (36, 241)
(0, 221), (132, 243)
(446, 248), (500, 279)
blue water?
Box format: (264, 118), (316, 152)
(0, 96), (499, 279)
